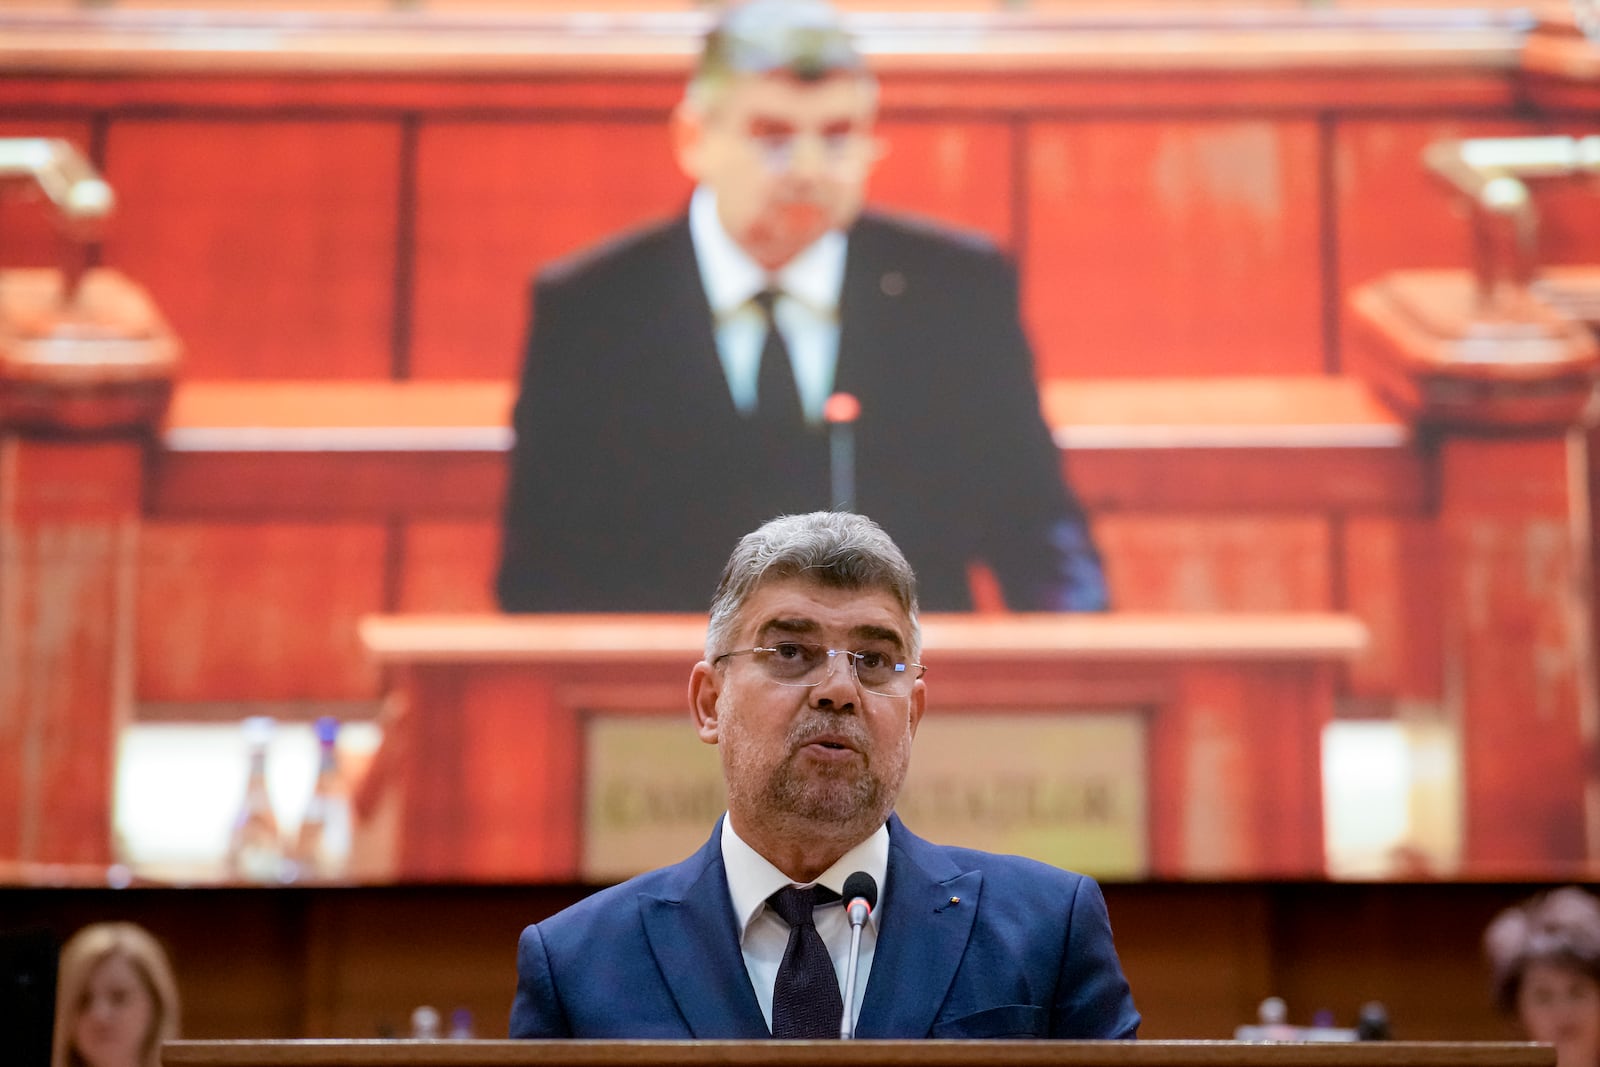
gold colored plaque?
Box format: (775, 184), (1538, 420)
(582, 710), (1146, 883)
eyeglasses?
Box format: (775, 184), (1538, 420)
(743, 129), (877, 174)
(714, 642), (926, 697)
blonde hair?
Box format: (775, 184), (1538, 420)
(52, 923), (180, 1067)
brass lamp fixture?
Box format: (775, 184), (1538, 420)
(1423, 134), (1600, 325)
(0, 137), (115, 304)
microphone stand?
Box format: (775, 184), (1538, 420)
(840, 911), (866, 1040)
(824, 392), (860, 513)
(839, 871), (877, 1040)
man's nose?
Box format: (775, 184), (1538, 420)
(811, 650), (859, 706)
(785, 133), (831, 179)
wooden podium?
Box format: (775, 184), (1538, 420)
(0, 265), (179, 871)
(359, 612), (1366, 883)
(162, 1040), (1552, 1067)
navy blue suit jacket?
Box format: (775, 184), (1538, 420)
(509, 815), (1139, 1039)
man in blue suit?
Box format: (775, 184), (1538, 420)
(495, 0), (1106, 615)
(510, 511), (1139, 1040)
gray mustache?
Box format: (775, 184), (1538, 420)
(788, 719), (868, 751)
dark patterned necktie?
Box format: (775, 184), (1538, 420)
(767, 885), (843, 1038)
(752, 289), (804, 429)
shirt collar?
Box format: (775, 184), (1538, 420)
(689, 185), (847, 320)
(720, 815), (889, 940)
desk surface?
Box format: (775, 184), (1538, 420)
(358, 612), (1370, 665)
(161, 1041), (1554, 1067)
(162, 377), (1408, 454)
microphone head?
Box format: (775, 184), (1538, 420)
(824, 392), (861, 424)
(842, 871), (878, 911)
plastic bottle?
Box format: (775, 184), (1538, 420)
(291, 716), (352, 881)
(411, 1005), (441, 1040)
(1357, 1001), (1392, 1040)
(226, 716), (286, 883)
(1234, 996), (1299, 1040)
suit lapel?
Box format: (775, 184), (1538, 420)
(638, 824), (770, 1039)
(854, 815), (983, 1038)
(654, 216), (745, 425)
(834, 216), (898, 399)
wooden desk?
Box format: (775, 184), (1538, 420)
(151, 377), (1423, 519)
(161, 1040), (1554, 1067)
(359, 612), (1366, 883)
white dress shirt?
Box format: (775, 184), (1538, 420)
(719, 815), (888, 1034)
(688, 185), (847, 425)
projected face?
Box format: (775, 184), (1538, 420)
(72, 952), (156, 1067)
(676, 71), (880, 271)
(1519, 960), (1600, 1067)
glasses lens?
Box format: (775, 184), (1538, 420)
(763, 642), (827, 682)
(851, 650), (906, 693)
(751, 130), (870, 174)
(752, 645), (914, 696)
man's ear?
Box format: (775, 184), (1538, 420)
(907, 678), (926, 739)
(670, 100), (707, 182)
(688, 660), (723, 745)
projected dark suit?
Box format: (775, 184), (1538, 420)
(496, 211), (1104, 613)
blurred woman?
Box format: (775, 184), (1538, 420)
(51, 923), (180, 1067)
(1486, 887), (1600, 1067)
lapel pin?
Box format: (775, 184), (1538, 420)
(880, 271), (906, 297)
(949, 896), (960, 905)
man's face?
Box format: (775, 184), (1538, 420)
(690, 576), (924, 843)
(675, 71), (880, 270)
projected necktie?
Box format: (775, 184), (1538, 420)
(767, 885), (844, 1038)
(753, 289), (804, 429)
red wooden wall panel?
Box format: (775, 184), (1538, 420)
(868, 118), (1016, 246)
(397, 520), (500, 614)
(1023, 118), (1326, 379)
(99, 119), (402, 378)
(1440, 437), (1591, 873)
(1096, 515), (1333, 613)
(409, 119), (687, 381)
(137, 522), (388, 702)
(1341, 515), (1446, 702)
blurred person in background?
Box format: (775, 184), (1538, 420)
(52, 923), (179, 1067)
(496, 0), (1104, 616)
(1486, 887), (1600, 1067)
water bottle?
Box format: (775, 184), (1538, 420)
(410, 1005), (441, 1040)
(226, 716), (285, 883)
(291, 716), (352, 881)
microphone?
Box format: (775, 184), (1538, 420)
(839, 871), (878, 1040)
(824, 392), (859, 513)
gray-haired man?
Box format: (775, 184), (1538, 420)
(510, 511), (1137, 1040)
